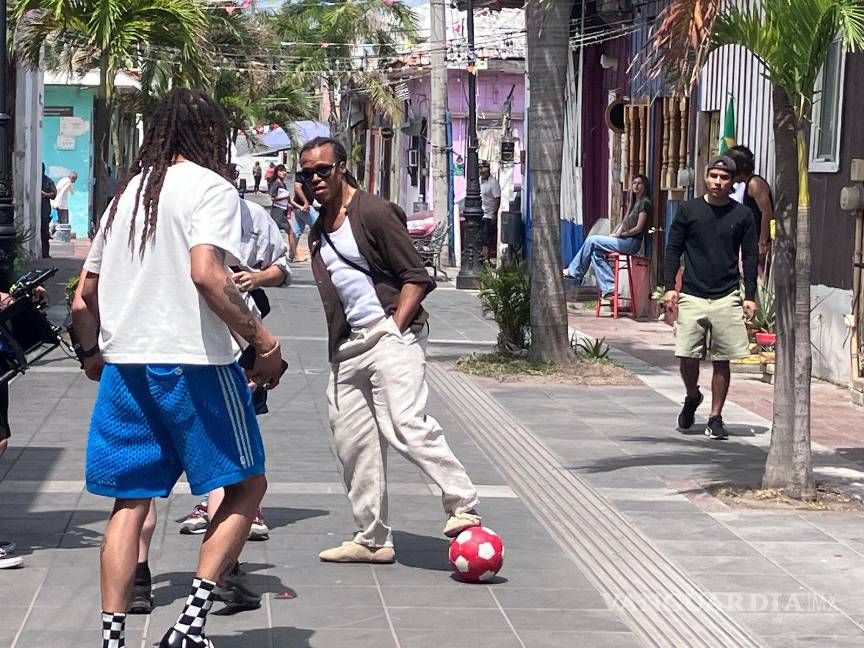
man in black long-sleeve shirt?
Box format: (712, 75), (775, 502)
(663, 155), (757, 440)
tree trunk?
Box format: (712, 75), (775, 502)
(526, 0), (572, 363)
(91, 58), (112, 238)
(762, 85), (815, 498)
(787, 125), (816, 498)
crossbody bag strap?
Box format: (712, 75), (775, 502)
(320, 227), (376, 279)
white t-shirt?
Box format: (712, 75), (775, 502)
(480, 176), (501, 219)
(83, 161), (244, 365)
(236, 199), (291, 317)
(320, 217), (385, 329)
(54, 177), (74, 209)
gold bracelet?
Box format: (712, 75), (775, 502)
(259, 340), (280, 359)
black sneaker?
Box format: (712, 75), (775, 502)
(705, 415), (729, 440)
(213, 562), (261, 612)
(128, 562), (153, 614)
(159, 628), (214, 647)
(677, 390), (703, 431)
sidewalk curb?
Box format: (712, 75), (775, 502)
(428, 361), (762, 648)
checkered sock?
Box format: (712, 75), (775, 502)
(101, 612), (125, 648)
(171, 577), (216, 639)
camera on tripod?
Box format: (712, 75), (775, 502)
(0, 268), (67, 384)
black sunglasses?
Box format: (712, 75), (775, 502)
(296, 162), (339, 183)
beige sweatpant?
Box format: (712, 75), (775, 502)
(327, 316), (479, 547)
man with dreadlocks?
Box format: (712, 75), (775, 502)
(72, 88), (283, 648)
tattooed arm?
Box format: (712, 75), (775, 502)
(190, 244), (283, 388)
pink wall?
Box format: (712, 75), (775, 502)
(399, 68), (525, 212)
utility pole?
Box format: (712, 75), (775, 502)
(0, 0), (16, 289)
(430, 0), (449, 263)
(456, 0), (482, 289)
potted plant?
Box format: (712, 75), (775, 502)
(752, 283), (776, 349)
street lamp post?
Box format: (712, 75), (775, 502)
(455, 0), (483, 289)
(0, 0), (17, 290)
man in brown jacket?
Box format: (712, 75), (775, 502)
(303, 137), (481, 563)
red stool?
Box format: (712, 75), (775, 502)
(595, 252), (637, 319)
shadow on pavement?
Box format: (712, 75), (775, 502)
(392, 530), (451, 571)
(259, 507), (329, 531)
(208, 627), (314, 647)
(564, 433), (768, 483)
(153, 562), (292, 610)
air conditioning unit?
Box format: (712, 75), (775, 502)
(408, 149), (419, 167)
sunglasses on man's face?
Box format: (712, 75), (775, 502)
(296, 162), (339, 183)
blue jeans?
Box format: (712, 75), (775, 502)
(565, 235), (641, 295)
(291, 206), (318, 239)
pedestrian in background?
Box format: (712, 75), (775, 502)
(289, 176), (317, 262)
(252, 161), (262, 193)
(40, 164), (56, 259)
(53, 170), (77, 225)
(564, 175), (652, 297)
(264, 162), (275, 190)
(479, 160), (501, 260)
(726, 145), (774, 276)
(304, 136), (482, 564)
(269, 164), (297, 261)
(664, 155), (757, 441)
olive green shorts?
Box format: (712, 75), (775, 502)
(674, 291), (750, 361)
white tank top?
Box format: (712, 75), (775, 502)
(320, 216), (386, 328)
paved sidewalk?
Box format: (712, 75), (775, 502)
(1, 263), (862, 646)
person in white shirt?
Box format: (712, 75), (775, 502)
(479, 160), (501, 260)
(130, 197), (292, 615)
(71, 88), (283, 648)
(52, 171), (77, 224)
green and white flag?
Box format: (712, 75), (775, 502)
(719, 94), (736, 153)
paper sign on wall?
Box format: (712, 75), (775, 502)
(56, 135), (76, 151)
(59, 116), (89, 137)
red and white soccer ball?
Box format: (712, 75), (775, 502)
(449, 526), (504, 583)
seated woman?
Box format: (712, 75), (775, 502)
(563, 175), (651, 297)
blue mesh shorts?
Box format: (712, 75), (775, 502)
(86, 363), (265, 498)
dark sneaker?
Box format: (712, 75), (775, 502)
(179, 502), (209, 535)
(705, 415), (729, 440)
(677, 390), (704, 431)
(128, 562), (153, 614)
(213, 562), (261, 612)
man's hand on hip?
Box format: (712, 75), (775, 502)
(663, 290), (679, 310)
(743, 300), (757, 319)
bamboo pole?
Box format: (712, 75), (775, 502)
(852, 210), (863, 383)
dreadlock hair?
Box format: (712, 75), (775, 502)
(103, 88), (231, 256)
(299, 136), (360, 188)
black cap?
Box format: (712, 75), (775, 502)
(478, 159), (490, 168)
(706, 155), (737, 175)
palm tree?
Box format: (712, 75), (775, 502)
(525, 0), (572, 363)
(273, 0), (419, 138)
(648, 0), (864, 497)
(13, 0), (209, 224)
(204, 10), (317, 143)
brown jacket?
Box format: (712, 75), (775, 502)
(310, 190), (436, 360)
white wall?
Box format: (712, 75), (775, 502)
(14, 66), (44, 260)
(810, 285), (853, 385)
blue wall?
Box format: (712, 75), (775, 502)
(43, 85), (95, 238)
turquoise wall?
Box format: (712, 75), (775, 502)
(43, 85), (95, 238)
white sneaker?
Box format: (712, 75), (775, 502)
(0, 547), (22, 569)
(248, 510), (270, 541)
(443, 511), (482, 538)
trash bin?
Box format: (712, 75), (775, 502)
(56, 224), (72, 243)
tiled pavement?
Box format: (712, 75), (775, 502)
(1, 258), (863, 646)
